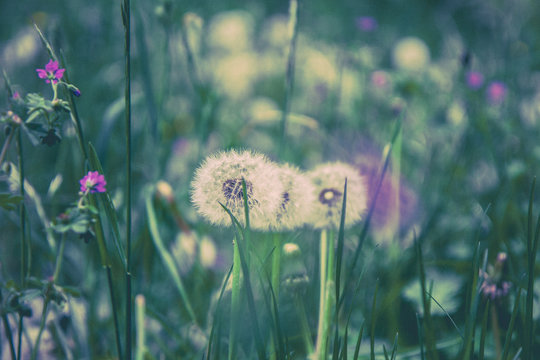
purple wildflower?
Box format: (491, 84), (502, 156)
(355, 16), (378, 32)
(487, 81), (507, 105)
(36, 60), (65, 85)
(80, 171), (107, 194)
(466, 71), (484, 90)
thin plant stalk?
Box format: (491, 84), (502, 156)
(135, 295), (146, 360)
(295, 294), (314, 354)
(0, 125), (15, 168)
(122, 0), (133, 358)
(278, 0), (299, 159)
(228, 239), (241, 360)
(1, 310), (17, 360)
(314, 228), (328, 358)
(16, 127), (27, 287)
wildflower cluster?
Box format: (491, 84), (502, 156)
(0, 59), (81, 150)
(53, 171), (107, 242)
(479, 252), (511, 301)
(191, 149), (367, 231)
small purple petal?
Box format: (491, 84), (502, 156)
(55, 68), (65, 80)
(45, 60), (58, 72)
(36, 69), (48, 79)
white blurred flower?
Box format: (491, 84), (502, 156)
(1, 27), (40, 69)
(260, 15), (290, 50)
(199, 235), (218, 268)
(207, 10), (254, 53)
(191, 149), (284, 229)
(306, 162), (368, 229)
(392, 37), (430, 72)
(271, 164), (317, 231)
(171, 232), (198, 274)
(211, 52), (258, 100)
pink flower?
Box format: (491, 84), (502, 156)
(371, 70), (390, 89)
(355, 16), (378, 32)
(36, 60), (65, 85)
(80, 171), (107, 193)
(487, 81), (507, 105)
(466, 71), (484, 90)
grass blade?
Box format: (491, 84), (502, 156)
(352, 321), (364, 360)
(220, 201), (266, 359)
(88, 142), (126, 268)
(501, 288), (522, 360)
(145, 186), (197, 323)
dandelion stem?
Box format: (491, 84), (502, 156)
(314, 228), (328, 359)
(228, 238), (241, 360)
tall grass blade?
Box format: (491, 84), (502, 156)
(352, 321), (364, 360)
(206, 265), (233, 360)
(88, 142), (126, 268)
(415, 236), (439, 360)
(122, 0), (133, 358)
(416, 313), (425, 360)
(501, 289), (522, 360)
(370, 281), (378, 360)
(524, 178), (538, 360)
(145, 186), (197, 323)
(220, 201), (266, 359)
(478, 300), (490, 360)
(461, 241), (484, 360)
(347, 120), (402, 289)
(278, 0), (299, 158)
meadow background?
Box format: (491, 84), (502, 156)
(1, 0), (540, 359)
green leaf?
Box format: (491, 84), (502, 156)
(0, 193), (23, 211)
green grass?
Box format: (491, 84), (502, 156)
(1, 0), (540, 359)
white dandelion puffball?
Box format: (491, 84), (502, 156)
(271, 164), (317, 231)
(191, 149), (284, 230)
(392, 37), (430, 72)
(306, 162), (368, 229)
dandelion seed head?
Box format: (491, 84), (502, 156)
(306, 162), (367, 229)
(191, 149), (283, 229)
(270, 164), (317, 231)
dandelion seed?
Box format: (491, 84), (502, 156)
(190, 149), (284, 229)
(79, 171), (107, 194)
(36, 59), (65, 85)
(271, 164), (316, 231)
(306, 162), (367, 229)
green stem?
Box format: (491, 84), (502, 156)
(314, 228), (328, 359)
(123, 0), (133, 358)
(271, 233), (282, 299)
(30, 299), (50, 360)
(16, 128), (27, 286)
(1, 310), (16, 360)
(0, 125), (15, 168)
(107, 266), (124, 360)
(52, 233), (66, 283)
(135, 295), (146, 360)
(278, 0), (299, 159)
(228, 238), (241, 360)
(295, 294), (314, 355)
